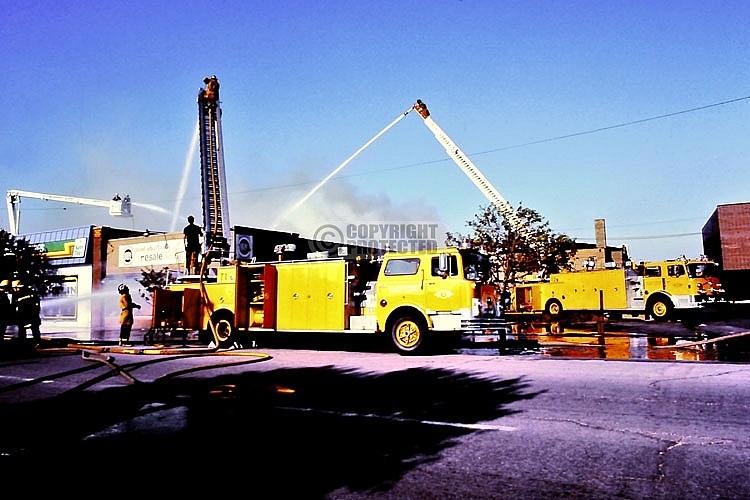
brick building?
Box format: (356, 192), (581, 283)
(702, 202), (750, 299)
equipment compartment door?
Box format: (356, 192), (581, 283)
(275, 261), (346, 330)
(182, 288), (202, 330)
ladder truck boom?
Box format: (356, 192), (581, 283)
(197, 75), (231, 254)
(6, 189), (131, 235)
(413, 100), (526, 237)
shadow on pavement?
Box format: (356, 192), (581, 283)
(0, 366), (541, 494)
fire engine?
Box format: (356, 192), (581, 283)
(510, 257), (724, 322)
(151, 245), (506, 354)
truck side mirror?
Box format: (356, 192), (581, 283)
(438, 254), (449, 275)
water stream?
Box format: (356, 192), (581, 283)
(170, 120), (200, 233)
(271, 108), (413, 229)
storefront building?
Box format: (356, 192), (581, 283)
(19, 225), (143, 338)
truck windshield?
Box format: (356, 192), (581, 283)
(383, 258), (420, 276)
(460, 249), (491, 282)
(687, 262), (720, 278)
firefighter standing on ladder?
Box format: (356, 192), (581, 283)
(201, 75), (219, 101)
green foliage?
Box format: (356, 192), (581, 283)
(446, 203), (577, 289)
(0, 229), (55, 295)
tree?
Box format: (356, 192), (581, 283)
(137, 267), (170, 302)
(0, 229), (55, 295)
(446, 203), (577, 292)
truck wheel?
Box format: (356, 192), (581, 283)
(545, 299), (563, 316)
(648, 297), (673, 322)
(209, 310), (235, 347)
(390, 316), (426, 355)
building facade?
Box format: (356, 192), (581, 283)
(702, 202), (750, 299)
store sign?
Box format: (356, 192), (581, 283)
(43, 237), (88, 259)
(119, 238), (184, 268)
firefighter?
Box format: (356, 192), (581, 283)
(183, 215), (203, 275)
(203, 75), (220, 101)
(118, 283), (141, 346)
(12, 280), (41, 343)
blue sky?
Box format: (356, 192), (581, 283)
(3, 0), (749, 262)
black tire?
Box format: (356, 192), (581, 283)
(545, 299), (563, 316)
(648, 296), (673, 322)
(208, 309), (236, 347)
(390, 315), (426, 355)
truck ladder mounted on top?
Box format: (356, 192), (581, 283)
(197, 75), (231, 254)
(6, 189), (132, 236)
(271, 100), (525, 241)
(412, 100), (527, 239)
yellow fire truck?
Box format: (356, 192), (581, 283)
(150, 246), (506, 354)
(511, 258), (724, 322)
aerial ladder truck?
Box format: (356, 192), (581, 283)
(410, 101), (725, 322)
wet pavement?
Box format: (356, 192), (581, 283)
(459, 317), (750, 362)
(3, 309), (750, 362)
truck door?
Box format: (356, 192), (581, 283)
(665, 263), (691, 297)
(424, 254), (466, 314)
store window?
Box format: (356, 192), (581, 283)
(42, 276), (78, 319)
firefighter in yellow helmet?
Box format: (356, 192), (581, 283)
(118, 283), (141, 346)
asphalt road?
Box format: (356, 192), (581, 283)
(0, 339), (748, 498)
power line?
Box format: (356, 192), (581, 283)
(234, 94), (750, 195)
(224, 95), (750, 213)
(620, 232), (701, 240)
(474, 94), (750, 155)
(577, 231), (701, 243)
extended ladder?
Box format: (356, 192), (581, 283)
(197, 77), (231, 252)
(413, 100), (526, 237)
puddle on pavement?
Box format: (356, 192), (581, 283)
(458, 323), (750, 362)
